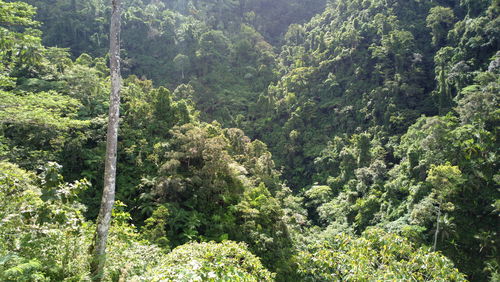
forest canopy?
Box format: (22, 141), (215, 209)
(0, 0), (498, 281)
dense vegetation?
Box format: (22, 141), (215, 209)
(0, 0), (498, 281)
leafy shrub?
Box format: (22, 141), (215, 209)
(0, 162), (91, 281)
(134, 241), (275, 281)
(295, 228), (466, 281)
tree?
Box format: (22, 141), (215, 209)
(0, 162), (90, 281)
(136, 241), (275, 281)
(295, 228), (466, 281)
(173, 53), (190, 79)
(426, 6), (455, 47)
(426, 164), (464, 251)
(0, 0), (42, 87)
(196, 30), (230, 74)
(90, 0), (122, 280)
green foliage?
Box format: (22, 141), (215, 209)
(295, 2), (499, 276)
(427, 6), (455, 47)
(99, 201), (166, 281)
(0, 0), (497, 281)
(136, 241), (275, 281)
(0, 90), (86, 129)
(0, 161), (90, 281)
(0, 162), (166, 281)
(295, 228), (466, 281)
(235, 183), (293, 275)
(0, 0), (42, 87)
(253, 0), (437, 187)
(20, 0), (324, 128)
(426, 163), (465, 201)
(139, 122), (293, 275)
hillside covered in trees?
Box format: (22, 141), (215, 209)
(0, 0), (498, 281)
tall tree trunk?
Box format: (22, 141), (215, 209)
(433, 201), (441, 252)
(90, 0), (121, 280)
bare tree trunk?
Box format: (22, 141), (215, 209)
(90, 0), (121, 280)
(433, 201), (441, 252)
